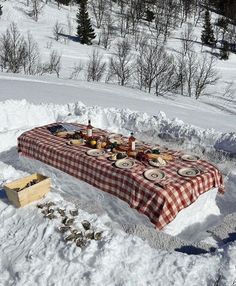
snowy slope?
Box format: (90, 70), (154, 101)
(0, 0), (236, 285)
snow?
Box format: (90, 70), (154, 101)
(0, 0), (236, 284)
(0, 95), (236, 285)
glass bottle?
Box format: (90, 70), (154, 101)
(129, 132), (136, 151)
(87, 119), (93, 138)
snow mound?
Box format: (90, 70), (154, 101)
(1, 99), (235, 157)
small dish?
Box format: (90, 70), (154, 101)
(181, 154), (200, 162)
(115, 158), (135, 169)
(86, 149), (105, 157)
(177, 167), (200, 177)
(143, 169), (166, 181)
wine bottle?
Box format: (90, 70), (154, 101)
(129, 132), (136, 151)
(87, 119), (93, 138)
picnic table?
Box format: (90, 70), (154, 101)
(17, 123), (225, 230)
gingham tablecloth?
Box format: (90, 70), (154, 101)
(17, 123), (225, 230)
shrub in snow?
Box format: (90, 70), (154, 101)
(41, 50), (61, 78)
(86, 49), (106, 82)
(0, 23), (27, 73)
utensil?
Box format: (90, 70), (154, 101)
(115, 158), (135, 169)
(143, 169), (166, 181)
(177, 167), (200, 177)
(86, 149), (106, 157)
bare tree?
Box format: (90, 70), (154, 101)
(90, 0), (107, 28)
(186, 49), (197, 97)
(136, 42), (175, 95)
(126, 0), (145, 35)
(86, 49), (106, 82)
(175, 52), (187, 96)
(194, 54), (218, 99)
(108, 38), (133, 86)
(0, 23), (27, 73)
(100, 13), (115, 49)
(29, 0), (44, 22)
(53, 21), (64, 41)
(24, 32), (40, 75)
(181, 23), (196, 55)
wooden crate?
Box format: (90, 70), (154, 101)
(4, 173), (51, 207)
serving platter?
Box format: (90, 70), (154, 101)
(143, 169), (166, 181)
(177, 167), (200, 177)
(181, 154), (200, 162)
(86, 149), (105, 157)
(115, 158), (135, 169)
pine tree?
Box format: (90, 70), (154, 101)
(201, 10), (215, 47)
(76, 0), (96, 45)
(0, 4), (3, 17)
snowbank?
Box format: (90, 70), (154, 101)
(0, 99), (235, 157)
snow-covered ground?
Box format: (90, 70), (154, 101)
(0, 0), (236, 285)
(0, 78), (236, 285)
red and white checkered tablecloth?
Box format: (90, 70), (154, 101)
(17, 123), (225, 230)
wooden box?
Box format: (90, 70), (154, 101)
(4, 173), (51, 207)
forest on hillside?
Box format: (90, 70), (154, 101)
(0, 0), (235, 99)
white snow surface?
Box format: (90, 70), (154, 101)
(0, 95), (236, 285)
(0, 0), (236, 284)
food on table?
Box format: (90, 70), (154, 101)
(109, 153), (117, 161)
(160, 154), (173, 161)
(116, 152), (127, 159)
(56, 131), (75, 138)
(149, 157), (166, 167)
(96, 137), (102, 149)
(90, 139), (97, 147)
(67, 139), (84, 146)
(152, 148), (160, 154)
(127, 150), (137, 158)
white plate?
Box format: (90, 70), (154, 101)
(148, 157), (166, 167)
(115, 159), (135, 169)
(143, 169), (166, 181)
(181, 154), (199, 162)
(177, 167), (200, 177)
(86, 149), (105, 157)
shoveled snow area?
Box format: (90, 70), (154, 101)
(0, 94), (236, 285)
